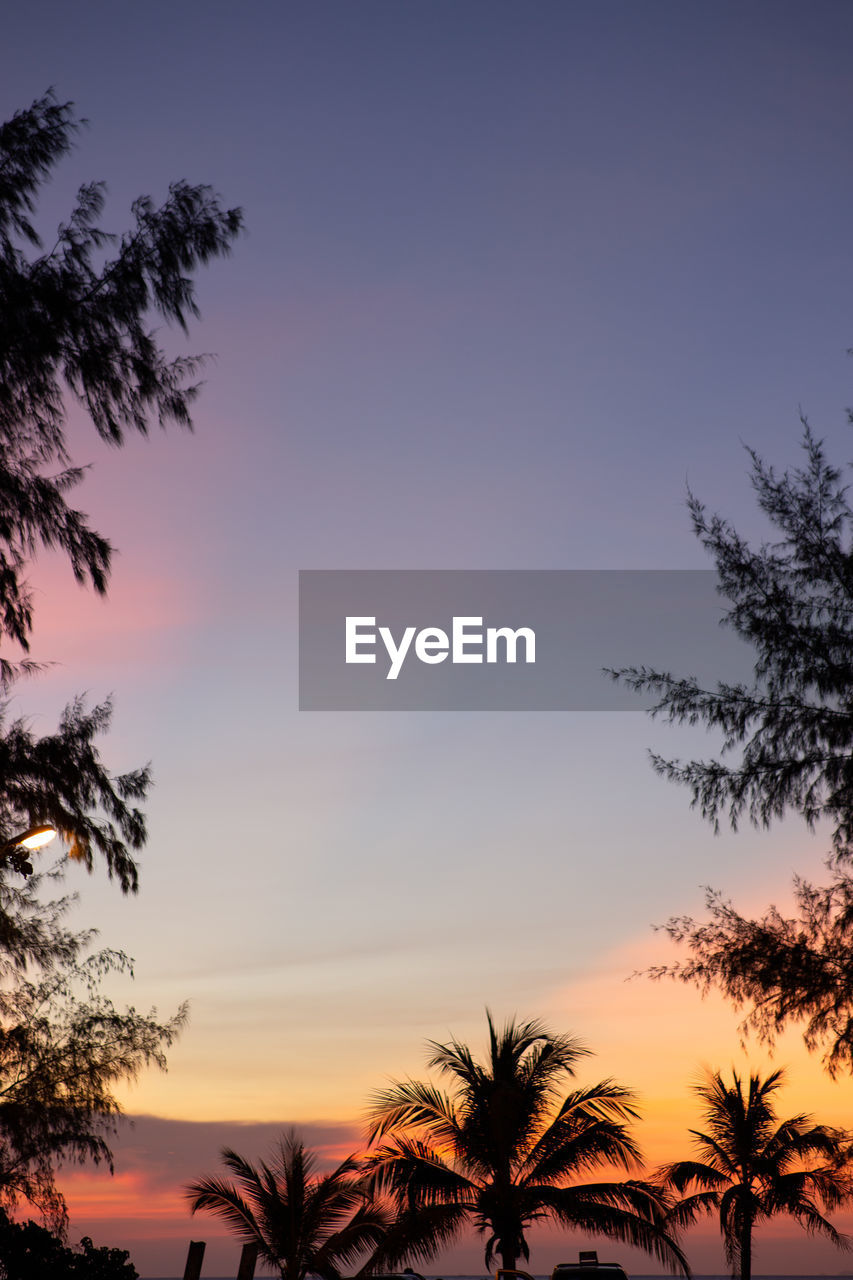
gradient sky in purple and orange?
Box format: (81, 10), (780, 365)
(5, 2), (853, 1275)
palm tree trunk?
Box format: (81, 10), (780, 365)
(498, 1244), (517, 1273)
(740, 1213), (752, 1280)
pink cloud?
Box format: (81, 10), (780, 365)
(55, 1115), (364, 1277)
(10, 556), (202, 673)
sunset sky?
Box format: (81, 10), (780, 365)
(5, 2), (853, 1276)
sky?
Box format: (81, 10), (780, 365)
(4, 1), (853, 1275)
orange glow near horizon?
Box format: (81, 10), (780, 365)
(56, 926), (853, 1277)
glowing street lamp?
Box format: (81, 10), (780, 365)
(0, 823), (58, 875)
(13, 824), (58, 851)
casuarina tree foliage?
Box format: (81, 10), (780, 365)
(0, 890), (186, 1230)
(0, 89), (241, 892)
(0, 90), (242, 654)
(615, 424), (853, 1073)
(616, 425), (853, 864)
(0, 90), (240, 1228)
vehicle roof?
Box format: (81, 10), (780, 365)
(552, 1266), (629, 1278)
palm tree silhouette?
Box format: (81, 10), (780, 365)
(366, 1011), (688, 1274)
(186, 1131), (393, 1280)
(659, 1068), (851, 1280)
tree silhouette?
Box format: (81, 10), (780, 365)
(0, 90), (241, 895)
(0, 905), (184, 1230)
(0, 91), (240, 1224)
(660, 1068), (850, 1280)
(186, 1134), (394, 1280)
(615, 425), (853, 864)
(649, 878), (853, 1078)
(0, 695), (147, 898)
(614, 425), (853, 1073)
(366, 1012), (688, 1274)
(0, 1207), (137, 1278)
(0, 90), (242, 654)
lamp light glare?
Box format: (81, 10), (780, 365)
(19, 825), (57, 850)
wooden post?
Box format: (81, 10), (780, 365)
(183, 1239), (206, 1280)
(236, 1242), (259, 1279)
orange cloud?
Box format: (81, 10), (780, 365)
(544, 928), (853, 1169)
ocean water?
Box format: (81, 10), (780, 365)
(138, 1274), (853, 1280)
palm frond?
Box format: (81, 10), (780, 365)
(366, 1013), (682, 1272)
(665, 1068), (851, 1277)
(367, 1080), (461, 1148)
(662, 1189), (723, 1230)
(363, 1202), (471, 1272)
(524, 1114), (643, 1183)
(657, 1160), (729, 1195)
(187, 1136), (395, 1280)
(536, 1181), (690, 1275)
(365, 1137), (477, 1203)
(185, 1169), (276, 1267)
(786, 1199), (852, 1248)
